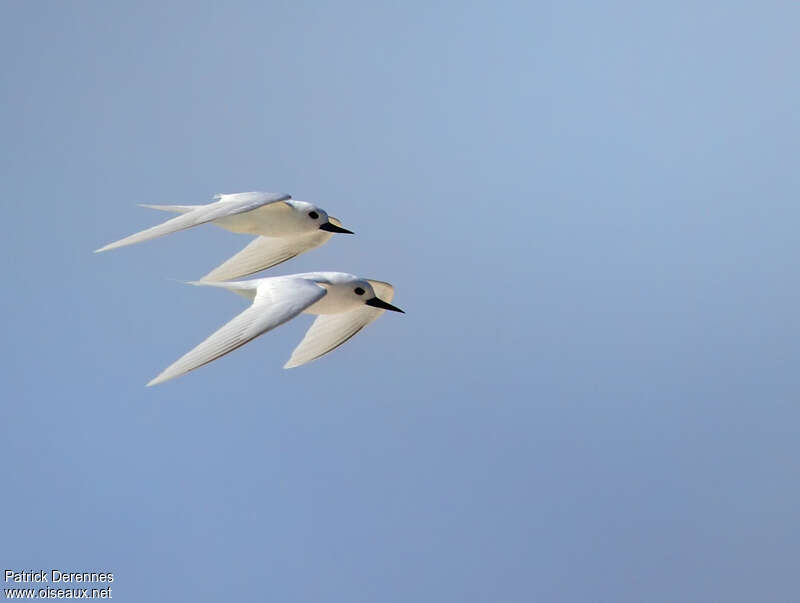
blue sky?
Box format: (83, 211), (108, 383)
(2, 1), (799, 601)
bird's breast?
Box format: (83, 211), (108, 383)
(304, 292), (356, 315)
(212, 205), (298, 236)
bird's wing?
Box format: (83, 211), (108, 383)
(199, 231), (332, 282)
(94, 192), (291, 253)
(148, 277), (325, 386)
(284, 280), (395, 368)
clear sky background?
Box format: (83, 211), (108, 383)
(2, 1), (798, 601)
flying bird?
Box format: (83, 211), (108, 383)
(147, 272), (403, 386)
(94, 192), (353, 280)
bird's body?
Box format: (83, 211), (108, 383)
(95, 192), (353, 280)
(210, 201), (298, 236)
(147, 272), (403, 386)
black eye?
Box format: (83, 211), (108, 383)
(308, 211), (319, 220)
(354, 287), (365, 296)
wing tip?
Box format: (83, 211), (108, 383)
(284, 352), (322, 369)
(147, 369), (179, 387)
(94, 239), (128, 253)
(283, 355), (311, 369)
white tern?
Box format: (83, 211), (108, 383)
(147, 272), (403, 386)
(94, 191), (353, 280)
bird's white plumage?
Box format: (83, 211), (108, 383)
(146, 277), (325, 386)
(146, 274), (401, 385)
(138, 203), (197, 214)
(95, 192), (353, 280)
(200, 231), (331, 282)
(285, 280), (395, 368)
(95, 192), (290, 253)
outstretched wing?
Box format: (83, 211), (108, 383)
(94, 192), (290, 253)
(199, 231), (332, 282)
(284, 280), (395, 368)
(148, 277), (325, 386)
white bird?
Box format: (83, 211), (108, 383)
(94, 192), (353, 281)
(147, 272), (404, 386)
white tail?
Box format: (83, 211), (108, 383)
(138, 204), (199, 214)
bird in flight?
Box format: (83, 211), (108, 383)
(147, 272), (403, 386)
(94, 191), (353, 280)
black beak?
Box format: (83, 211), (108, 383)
(365, 297), (405, 313)
(319, 222), (354, 234)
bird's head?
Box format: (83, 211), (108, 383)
(351, 280), (404, 313)
(288, 200), (354, 235)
